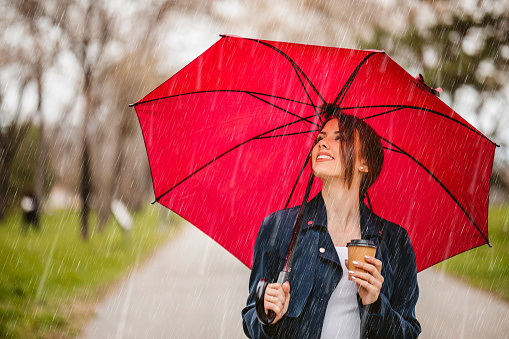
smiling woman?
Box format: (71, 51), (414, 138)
(311, 110), (384, 200)
(242, 107), (421, 339)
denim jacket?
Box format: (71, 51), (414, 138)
(242, 193), (421, 338)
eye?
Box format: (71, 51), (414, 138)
(335, 132), (347, 141)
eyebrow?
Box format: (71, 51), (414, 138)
(318, 130), (340, 135)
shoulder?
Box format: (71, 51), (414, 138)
(368, 210), (415, 258)
(258, 206), (300, 240)
(254, 206), (300, 254)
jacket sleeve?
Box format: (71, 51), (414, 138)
(241, 214), (287, 338)
(358, 227), (421, 339)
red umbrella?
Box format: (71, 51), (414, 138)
(132, 35), (496, 273)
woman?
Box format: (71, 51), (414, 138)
(242, 108), (421, 338)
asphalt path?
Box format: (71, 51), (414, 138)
(82, 223), (509, 339)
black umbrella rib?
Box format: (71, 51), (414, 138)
(381, 137), (491, 246)
(382, 146), (404, 154)
(154, 114), (319, 203)
(255, 129), (320, 140)
(359, 107), (405, 120)
(345, 104), (496, 146)
(284, 147), (314, 209)
(246, 38), (325, 122)
(246, 93), (321, 128)
(332, 52), (378, 107)
(132, 89), (314, 108)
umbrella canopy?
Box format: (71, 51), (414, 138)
(133, 35), (496, 272)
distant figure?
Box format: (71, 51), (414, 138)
(21, 191), (39, 232)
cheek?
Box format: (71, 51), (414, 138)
(311, 145), (318, 162)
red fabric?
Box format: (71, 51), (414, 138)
(134, 36), (496, 272)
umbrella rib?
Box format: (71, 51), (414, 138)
(246, 38), (325, 123)
(284, 147), (314, 209)
(246, 93), (321, 128)
(154, 115), (319, 203)
(382, 138), (491, 246)
(132, 89), (316, 108)
(345, 104), (496, 146)
(382, 146), (404, 154)
(256, 129), (320, 140)
(332, 52), (378, 107)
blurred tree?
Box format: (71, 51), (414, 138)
(361, 12), (508, 137)
(361, 10), (509, 188)
(36, 0), (177, 238)
(0, 91), (29, 220)
(14, 0), (59, 223)
(0, 1), (59, 220)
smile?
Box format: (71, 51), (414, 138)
(317, 155), (333, 160)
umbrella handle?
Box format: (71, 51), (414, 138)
(255, 271), (289, 325)
(255, 279), (276, 325)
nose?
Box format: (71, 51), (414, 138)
(317, 136), (329, 149)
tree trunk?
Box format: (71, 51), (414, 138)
(0, 144), (9, 221)
(0, 81), (29, 221)
(80, 67), (93, 239)
(80, 140), (91, 239)
(34, 70), (46, 217)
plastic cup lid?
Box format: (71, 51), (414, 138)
(346, 239), (377, 248)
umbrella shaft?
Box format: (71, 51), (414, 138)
(277, 270), (290, 285)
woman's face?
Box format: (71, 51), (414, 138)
(311, 118), (365, 181)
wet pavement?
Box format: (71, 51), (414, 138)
(82, 223), (509, 339)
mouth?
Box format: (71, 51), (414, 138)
(316, 152), (334, 161)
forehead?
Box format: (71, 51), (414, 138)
(319, 119), (339, 133)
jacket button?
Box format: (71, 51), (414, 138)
(319, 247), (325, 253)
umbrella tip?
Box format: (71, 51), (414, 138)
(488, 242), (493, 248)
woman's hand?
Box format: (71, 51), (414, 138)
(264, 281), (290, 324)
(345, 256), (384, 305)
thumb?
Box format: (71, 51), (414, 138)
(282, 281), (290, 295)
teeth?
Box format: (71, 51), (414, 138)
(317, 155), (333, 160)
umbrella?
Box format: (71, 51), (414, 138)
(132, 35), (496, 275)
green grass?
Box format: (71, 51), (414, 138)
(435, 204), (509, 302)
(0, 206), (181, 338)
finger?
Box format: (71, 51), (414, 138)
(282, 281), (290, 293)
(264, 300), (282, 315)
(349, 270), (382, 288)
(265, 284), (283, 297)
(265, 292), (284, 309)
(265, 294), (284, 306)
(266, 290), (285, 307)
(365, 255), (383, 272)
(352, 260), (378, 277)
(351, 273), (378, 292)
(267, 283), (282, 291)
(360, 256), (384, 283)
(282, 282), (291, 308)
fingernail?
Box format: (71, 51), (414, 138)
(353, 261), (359, 265)
(365, 255), (370, 259)
(351, 276), (357, 280)
(348, 270), (355, 275)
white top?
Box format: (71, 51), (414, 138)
(320, 247), (361, 339)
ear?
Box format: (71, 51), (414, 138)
(359, 159), (369, 173)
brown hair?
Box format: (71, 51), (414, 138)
(318, 105), (384, 197)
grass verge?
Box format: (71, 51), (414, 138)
(0, 205), (181, 338)
(435, 204), (509, 302)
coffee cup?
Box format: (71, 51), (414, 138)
(346, 239), (377, 280)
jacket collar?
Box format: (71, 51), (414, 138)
(300, 192), (383, 239)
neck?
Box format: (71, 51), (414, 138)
(321, 177), (361, 234)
